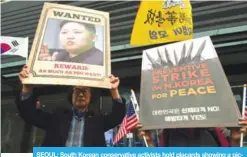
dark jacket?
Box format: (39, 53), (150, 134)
(158, 128), (230, 147)
(55, 47), (103, 65)
(16, 89), (126, 147)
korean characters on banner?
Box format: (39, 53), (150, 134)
(22, 3), (111, 88)
(139, 36), (241, 130)
(130, 0), (193, 46)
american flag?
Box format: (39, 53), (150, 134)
(113, 100), (138, 145)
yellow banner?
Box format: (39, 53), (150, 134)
(130, 0), (193, 46)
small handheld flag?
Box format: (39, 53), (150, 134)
(113, 100), (138, 145)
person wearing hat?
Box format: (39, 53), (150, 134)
(16, 65), (126, 147)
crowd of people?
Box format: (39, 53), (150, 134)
(16, 64), (247, 147)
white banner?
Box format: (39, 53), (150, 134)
(0, 36), (28, 58)
(131, 89), (140, 113)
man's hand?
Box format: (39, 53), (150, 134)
(109, 74), (119, 90)
(137, 123), (147, 138)
(19, 65), (33, 92)
(39, 45), (58, 61)
(108, 74), (121, 99)
(230, 118), (247, 146)
(137, 123), (155, 147)
(239, 118), (247, 136)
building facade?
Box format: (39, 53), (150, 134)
(1, 1), (247, 152)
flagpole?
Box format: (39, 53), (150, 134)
(130, 89), (149, 147)
(156, 129), (160, 145)
(25, 37), (29, 64)
(240, 84), (246, 147)
(130, 97), (149, 147)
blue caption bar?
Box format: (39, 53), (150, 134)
(33, 147), (246, 157)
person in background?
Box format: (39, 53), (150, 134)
(39, 20), (103, 65)
(16, 65), (126, 147)
(138, 119), (247, 147)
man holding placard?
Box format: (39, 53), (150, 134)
(16, 65), (126, 147)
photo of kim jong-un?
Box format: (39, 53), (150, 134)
(24, 2), (111, 88)
(39, 18), (105, 66)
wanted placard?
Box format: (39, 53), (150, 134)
(23, 3), (111, 88)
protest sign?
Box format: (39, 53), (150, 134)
(22, 3), (111, 88)
(130, 0), (193, 46)
(140, 36), (241, 129)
